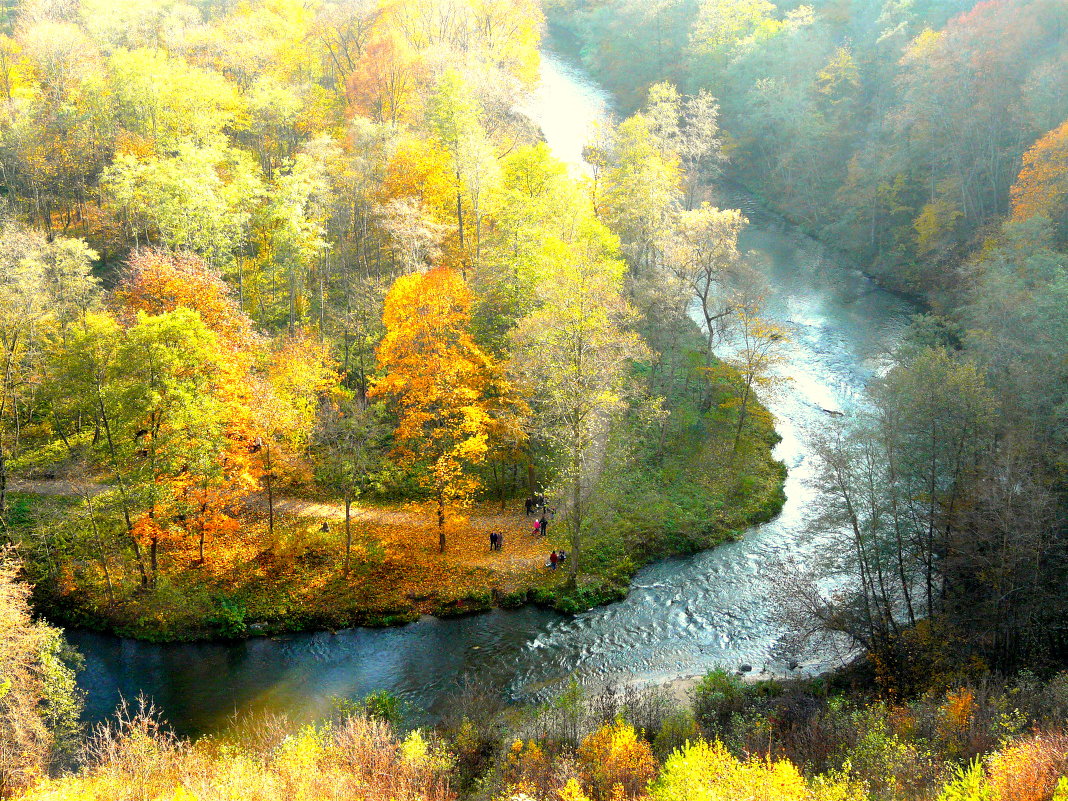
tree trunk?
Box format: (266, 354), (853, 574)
(96, 387), (148, 587)
(527, 460), (536, 505)
(732, 380), (752, 454)
(568, 472), (581, 589)
(264, 443), (275, 539)
(437, 493), (446, 553)
(85, 493), (114, 604)
(344, 497), (352, 575)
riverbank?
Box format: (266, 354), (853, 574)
(15, 356), (784, 643)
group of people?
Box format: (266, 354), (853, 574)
(485, 497), (563, 569)
(524, 495), (546, 515)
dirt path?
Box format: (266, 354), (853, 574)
(9, 478), (108, 497)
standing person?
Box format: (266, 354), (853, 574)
(498, 531), (504, 551)
(525, 497), (532, 516)
(489, 531), (497, 551)
(549, 550), (559, 570)
(539, 515), (548, 537)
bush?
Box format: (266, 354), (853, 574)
(691, 669), (745, 734)
(650, 739), (809, 801)
(987, 732), (1068, 801)
(576, 720), (657, 800)
(0, 554), (84, 795)
(24, 707), (454, 801)
(653, 709), (699, 759)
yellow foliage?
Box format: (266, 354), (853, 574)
(577, 720), (657, 800)
(939, 688), (977, 740)
(987, 733), (1068, 801)
(558, 778), (594, 801)
(650, 740), (809, 801)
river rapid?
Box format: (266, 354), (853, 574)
(67, 49), (916, 737)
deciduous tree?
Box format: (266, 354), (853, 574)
(372, 266), (494, 552)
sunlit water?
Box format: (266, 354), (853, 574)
(67, 49), (916, 738)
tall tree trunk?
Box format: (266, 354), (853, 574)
(527, 460), (536, 505)
(85, 493), (114, 604)
(732, 380), (752, 454)
(344, 497), (352, 575)
(96, 388), (148, 587)
(568, 470), (581, 589)
(437, 492), (446, 553)
(264, 443), (275, 539)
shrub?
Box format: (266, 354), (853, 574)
(987, 732), (1068, 801)
(23, 708), (455, 801)
(652, 709), (699, 759)
(0, 554), (84, 795)
(649, 739), (808, 801)
(576, 720), (657, 800)
(691, 669), (745, 734)
(937, 760), (990, 801)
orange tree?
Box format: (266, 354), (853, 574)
(371, 266), (494, 552)
(1011, 119), (1068, 245)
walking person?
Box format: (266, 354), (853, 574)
(497, 531), (504, 550)
(489, 531), (497, 551)
(549, 550), (559, 570)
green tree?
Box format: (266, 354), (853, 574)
(315, 394), (383, 574)
(510, 233), (649, 584)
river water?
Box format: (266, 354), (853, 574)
(67, 50), (916, 738)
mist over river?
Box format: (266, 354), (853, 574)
(68, 47), (916, 738)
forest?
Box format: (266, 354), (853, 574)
(2, 0), (1068, 798)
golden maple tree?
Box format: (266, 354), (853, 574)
(372, 266), (494, 552)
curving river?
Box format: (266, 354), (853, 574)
(67, 49), (916, 738)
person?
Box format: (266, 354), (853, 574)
(497, 531), (504, 550)
(558, 550), (567, 563)
(532, 519), (541, 536)
(524, 497), (533, 516)
(489, 531), (497, 551)
(539, 516), (548, 537)
(549, 550), (558, 570)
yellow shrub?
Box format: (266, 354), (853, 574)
(649, 740), (809, 801)
(577, 721), (657, 800)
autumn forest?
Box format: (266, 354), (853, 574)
(2, 0), (1068, 799)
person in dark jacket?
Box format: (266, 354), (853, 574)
(539, 516), (548, 537)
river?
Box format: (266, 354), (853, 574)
(67, 49), (916, 738)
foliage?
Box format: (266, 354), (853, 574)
(576, 720), (657, 800)
(0, 553), (83, 795)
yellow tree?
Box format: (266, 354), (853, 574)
(372, 266), (493, 552)
(725, 310), (788, 454)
